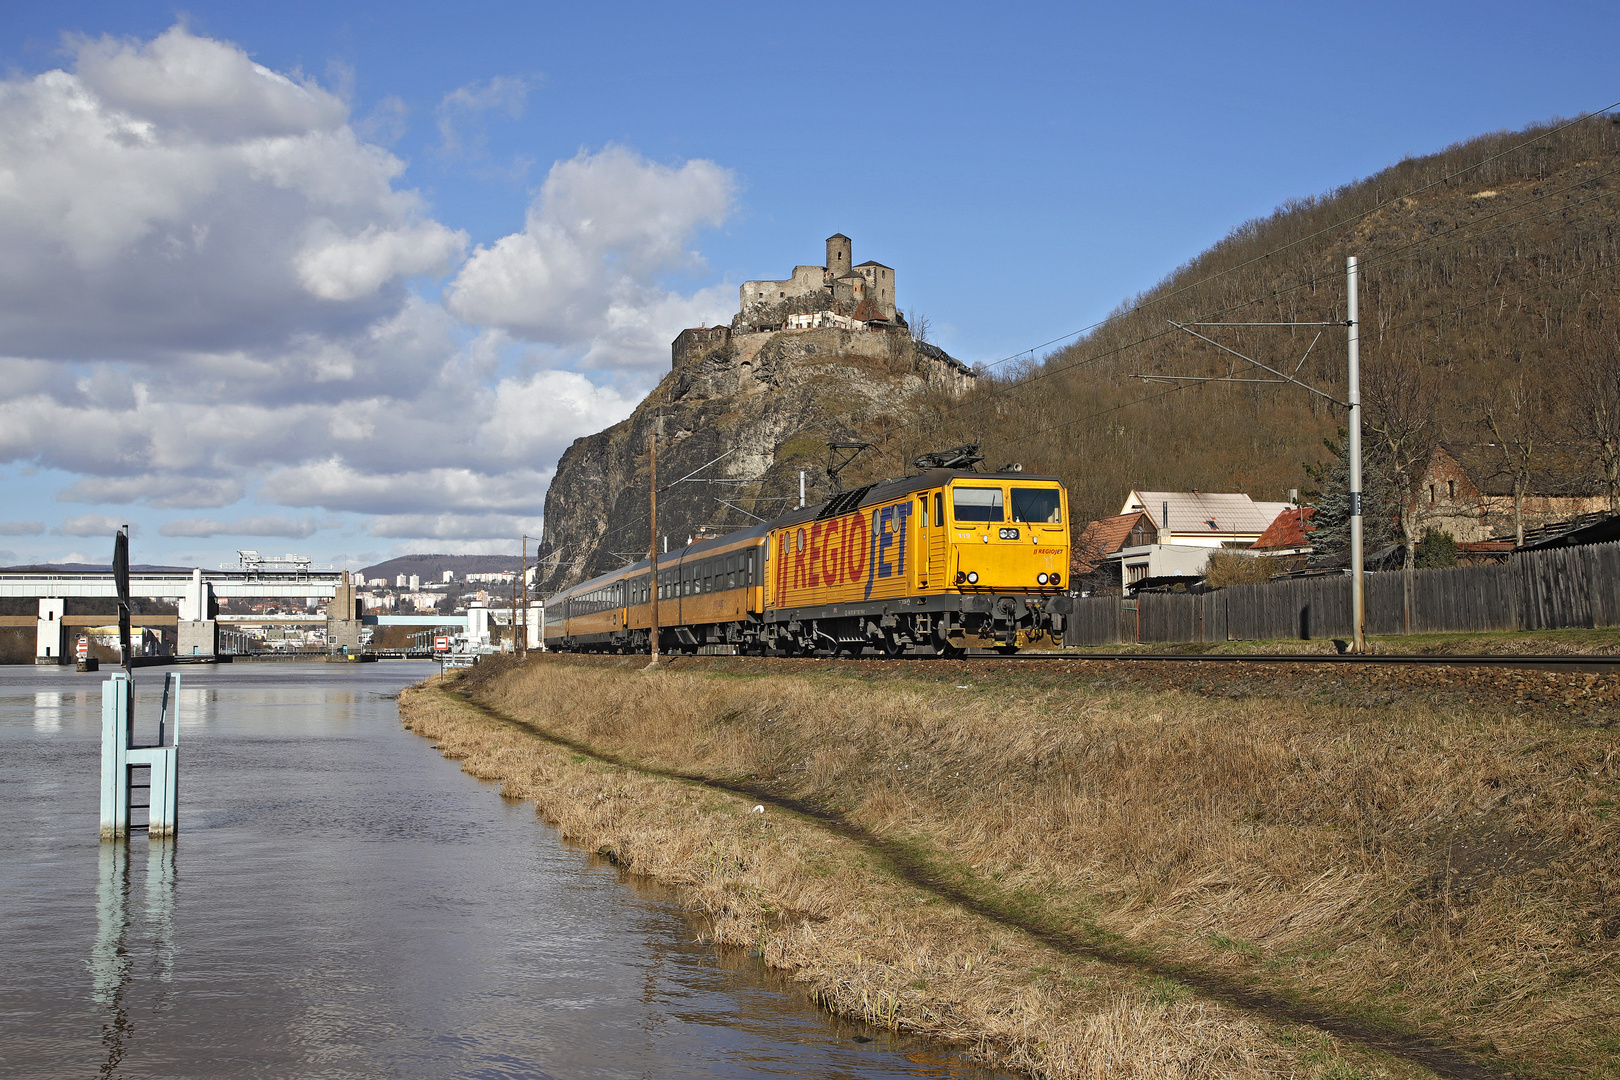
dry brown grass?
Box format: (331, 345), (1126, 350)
(401, 681), (1361, 1079)
(404, 655), (1620, 1078)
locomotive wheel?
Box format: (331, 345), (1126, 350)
(881, 634), (907, 659)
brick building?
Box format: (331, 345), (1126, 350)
(1412, 443), (1606, 542)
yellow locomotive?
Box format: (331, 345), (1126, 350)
(542, 460), (1072, 657)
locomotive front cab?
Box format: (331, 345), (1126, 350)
(946, 478), (1069, 593)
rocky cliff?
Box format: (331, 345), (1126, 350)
(535, 328), (962, 594)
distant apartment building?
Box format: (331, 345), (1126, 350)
(442, 570), (454, 583)
(395, 574), (408, 587)
(408, 574), (421, 590)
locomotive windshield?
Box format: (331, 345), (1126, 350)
(1011, 487), (1062, 524)
(952, 487), (1004, 523)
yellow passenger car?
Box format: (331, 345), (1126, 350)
(544, 466), (1071, 656)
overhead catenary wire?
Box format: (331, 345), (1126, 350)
(557, 104), (1620, 583)
(962, 101), (1620, 379)
(873, 103), (1620, 456)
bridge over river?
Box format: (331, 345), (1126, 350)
(0, 563), (479, 663)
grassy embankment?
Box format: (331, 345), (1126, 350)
(1049, 627), (1620, 657)
(400, 655), (1620, 1080)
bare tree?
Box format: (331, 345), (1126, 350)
(907, 309), (932, 345)
(1363, 355), (1440, 569)
(1483, 367), (1551, 545)
(1570, 328), (1620, 511)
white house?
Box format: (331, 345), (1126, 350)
(1108, 490), (1297, 591)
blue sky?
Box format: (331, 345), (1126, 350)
(1, 1), (1615, 568)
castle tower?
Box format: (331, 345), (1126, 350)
(825, 233), (851, 278)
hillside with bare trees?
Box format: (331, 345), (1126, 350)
(892, 112), (1620, 540)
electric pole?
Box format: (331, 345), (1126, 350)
(519, 534), (530, 659)
(1347, 255), (1365, 653)
(648, 417), (661, 665)
(1153, 253), (1368, 651)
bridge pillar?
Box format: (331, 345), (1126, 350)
(326, 570), (363, 652)
(177, 568), (217, 657)
(36, 598), (67, 665)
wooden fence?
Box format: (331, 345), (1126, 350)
(1064, 541), (1620, 646)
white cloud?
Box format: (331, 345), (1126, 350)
(435, 75), (528, 157)
(295, 220), (464, 301)
(159, 515), (323, 538)
(482, 369), (639, 459)
(261, 462), (555, 515)
(0, 25), (464, 359)
(0, 521), (45, 535)
(59, 475), (246, 509)
(0, 27), (739, 561)
(57, 514), (136, 537)
(445, 146), (735, 368)
(366, 513), (542, 540)
(355, 94), (408, 146)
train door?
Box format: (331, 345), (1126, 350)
(928, 490), (946, 588)
(914, 493), (932, 591)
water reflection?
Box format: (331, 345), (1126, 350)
(35, 689), (63, 731)
(2, 664), (1010, 1080)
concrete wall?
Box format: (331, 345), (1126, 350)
(36, 598), (65, 663)
(177, 620), (217, 657)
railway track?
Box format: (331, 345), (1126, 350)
(981, 650), (1620, 673)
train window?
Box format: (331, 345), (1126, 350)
(727, 556), (736, 589)
(796, 528), (805, 552)
(935, 492), (944, 527)
(746, 552), (755, 585)
(1011, 487), (1063, 524)
(953, 487), (1005, 522)
(920, 496), (929, 527)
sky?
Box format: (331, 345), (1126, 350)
(1, 1), (1615, 570)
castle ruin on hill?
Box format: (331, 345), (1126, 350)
(669, 233), (976, 397)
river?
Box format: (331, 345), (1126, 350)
(0, 661), (1006, 1079)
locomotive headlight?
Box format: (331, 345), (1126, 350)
(1051, 573), (1061, 586)
(1037, 573), (1049, 584)
(955, 571), (966, 585)
(966, 571), (979, 584)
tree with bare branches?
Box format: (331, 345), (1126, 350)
(1362, 354), (1440, 568)
(1569, 327), (1620, 511)
(1483, 367), (1552, 545)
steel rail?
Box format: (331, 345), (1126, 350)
(984, 651), (1620, 673)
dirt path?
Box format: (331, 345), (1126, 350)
(446, 683), (1521, 1080)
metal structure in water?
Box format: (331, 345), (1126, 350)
(99, 670), (180, 840)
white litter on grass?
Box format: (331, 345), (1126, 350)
(956, 685), (972, 689)
(752, 805), (765, 814)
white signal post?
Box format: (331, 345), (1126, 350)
(647, 419), (660, 666)
(1345, 257), (1365, 653)
(1155, 255), (1367, 652)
